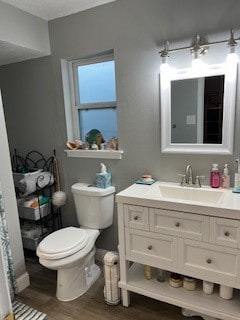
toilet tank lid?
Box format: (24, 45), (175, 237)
(71, 183), (115, 196)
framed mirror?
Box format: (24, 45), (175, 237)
(160, 59), (238, 154)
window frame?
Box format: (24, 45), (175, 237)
(68, 54), (117, 141)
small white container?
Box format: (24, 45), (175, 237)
(183, 277), (196, 291)
(203, 281), (214, 294)
(169, 273), (183, 288)
(219, 285), (233, 300)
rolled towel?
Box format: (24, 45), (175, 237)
(16, 177), (36, 195)
(16, 171), (54, 196)
(36, 171), (54, 189)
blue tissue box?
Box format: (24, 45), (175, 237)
(95, 173), (112, 189)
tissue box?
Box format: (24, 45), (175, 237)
(95, 173), (112, 189)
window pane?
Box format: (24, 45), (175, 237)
(79, 108), (118, 142)
(77, 61), (116, 103)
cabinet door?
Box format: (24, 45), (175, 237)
(124, 205), (149, 230)
(125, 228), (177, 269)
(150, 208), (209, 241)
(210, 217), (240, 249)
(179, 238), (239, 285)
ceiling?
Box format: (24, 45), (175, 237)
(1, 0), (117, 20)
(0, 0), (117, 66)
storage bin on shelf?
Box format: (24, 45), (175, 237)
(18, 197), (51, 220)
(18, 202), (50, 220)
(21, 224), (50, 250)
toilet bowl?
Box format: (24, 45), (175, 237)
(37, 226), (100, 301)
(37, 183), (115, 301)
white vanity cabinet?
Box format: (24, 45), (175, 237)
(116, 182), (240, 320)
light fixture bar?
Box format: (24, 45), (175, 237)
(159, 28), (239, 57)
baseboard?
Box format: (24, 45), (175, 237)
(16, 272), (30, 293)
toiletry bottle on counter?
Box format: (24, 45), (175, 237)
(210, 164), (220, 188)
(233, 159), (240, 193)
(221, 164), (230, 189)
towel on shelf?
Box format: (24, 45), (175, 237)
(16, 171), (54, 196)
(36, 171), (54, 189)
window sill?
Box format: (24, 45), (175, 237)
(65, 149), (123, 159)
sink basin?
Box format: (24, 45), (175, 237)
(148, 184), (224, 204)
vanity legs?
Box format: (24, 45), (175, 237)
(121, 289), (130, 307)
(182, 308), (218, 320)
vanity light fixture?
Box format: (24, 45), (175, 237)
(226, 28), (239, 64)
(160, 41), (170, 63)
(159, 28), (239, 63)
(190, 34), (209, 60)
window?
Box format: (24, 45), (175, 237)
(69, 54), (118, 144)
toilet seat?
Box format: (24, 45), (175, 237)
(37, 228), (100, 270)
(37, 227), (89, 260)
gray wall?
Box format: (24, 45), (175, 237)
(0, 1), (50, 62)
(1, 0), (240, 252)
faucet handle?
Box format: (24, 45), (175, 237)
(177, 174), (187, 186)
(195, 175), (206, 188)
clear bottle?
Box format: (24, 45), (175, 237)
(156, 269), (167, 282)
(221, 164), (230, 188)
(210, 164), (220, 188)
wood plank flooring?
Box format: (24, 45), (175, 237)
(17, 257), (202, 320)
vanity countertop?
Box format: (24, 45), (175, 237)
(116, 181), (240, 220)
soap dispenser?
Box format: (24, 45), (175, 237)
(210, 164), (220, 188)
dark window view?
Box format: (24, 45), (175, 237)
(203, 75), (224, 144)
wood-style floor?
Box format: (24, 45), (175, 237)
(17, 257), (202, 320)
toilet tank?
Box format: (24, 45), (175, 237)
(71, 183), (116, 229)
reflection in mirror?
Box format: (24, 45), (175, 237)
(171, 75), (224, 144)
(160, 60), (238, 154)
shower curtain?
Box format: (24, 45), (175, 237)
(0, 183), (17, 300)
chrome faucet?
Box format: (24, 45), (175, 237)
(185, 165), (194, 185)
(178, 164), (205, 187)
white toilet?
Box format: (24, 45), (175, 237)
(36, 183), (115, 301)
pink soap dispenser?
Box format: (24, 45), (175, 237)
(210, 163), (220, 188)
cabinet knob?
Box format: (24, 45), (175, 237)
(175, 222), (180, 227)
(224, 231), (230, 237)
(148, 245), (153, 251)
(207, 258), (212, 264)
(133, 215), (139, 221)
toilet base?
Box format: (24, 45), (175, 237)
(56, 249), (101, 301)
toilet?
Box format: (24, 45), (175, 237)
(36, 183), (115, 301)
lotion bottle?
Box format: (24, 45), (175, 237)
(210, 164), (220, 188)
(221, 164), (230, 188)
(233, 159), (240, 193)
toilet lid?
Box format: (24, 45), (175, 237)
(37, 227), (89, 260)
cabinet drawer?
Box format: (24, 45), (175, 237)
(124, 205), (149, 230)
(210, 217), (240, 249)
(125, 228), (177, 269)
(150, 208), (209, 241)
(179, 239), (239, 283)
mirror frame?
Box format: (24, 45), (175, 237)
(160, 59), (238, 154)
